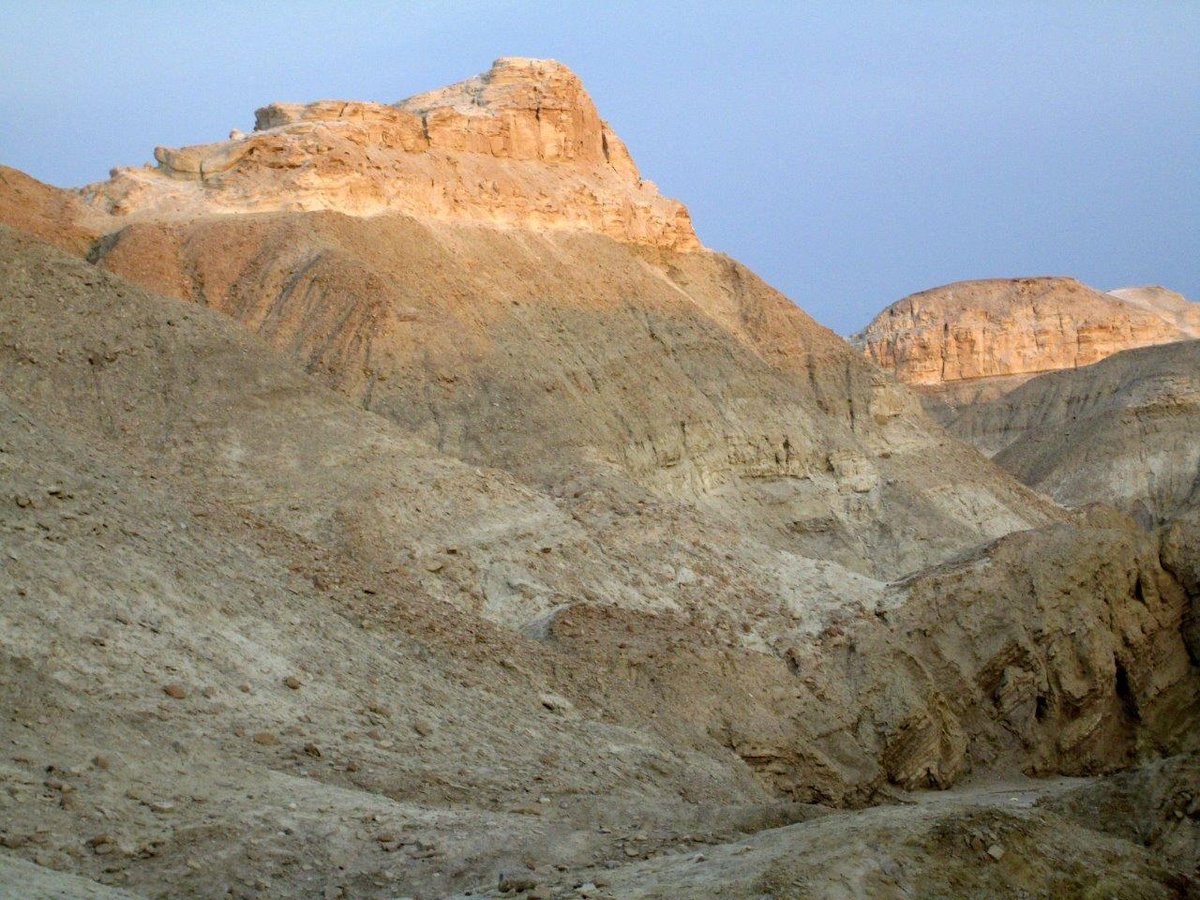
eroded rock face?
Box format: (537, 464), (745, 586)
(853, 277), (1200, 415)
(84, 211), (1063, 581)
(855, 509), (1198, 786)
(554, 509), (1200, 804)
(80, 57), (699, 250)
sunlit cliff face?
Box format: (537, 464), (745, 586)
(80, 57), (701, 251)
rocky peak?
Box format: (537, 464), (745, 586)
(81, 58), (698, 250)
(396, 57), (638, 173)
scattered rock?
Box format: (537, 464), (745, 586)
(539, 693), (574, 715)
(87, 834), (115, 854)
(498, 871), (538, 893)
(162, 683), (187, 700)
(509, 804), (544, 817)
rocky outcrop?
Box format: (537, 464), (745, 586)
(553, 508), (1200, 805)
(853, 277), (1200, 416)
(853, 509), (1198, 785)
(80, 58), (699, 250)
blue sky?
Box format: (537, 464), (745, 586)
(1, 1), (1196, 334)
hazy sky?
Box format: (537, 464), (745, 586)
(1, 2), (1196, 334)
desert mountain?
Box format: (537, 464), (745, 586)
(5, 58), (1065, 583)
(853, 276), (1200, 418)
(1, 57), (1199, 898)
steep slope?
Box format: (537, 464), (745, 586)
(89, 212), (1068, 580)
(853, 277), (1200, 418)
(2, 228), (1197, 897)
(949, 340), (1200, 525)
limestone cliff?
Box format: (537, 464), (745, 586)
(80, 57), (699, 250)
(853, 277), (1200, 415)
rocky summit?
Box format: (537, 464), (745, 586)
(1, 58), (1198, 899)
(83, 57), (699, 250)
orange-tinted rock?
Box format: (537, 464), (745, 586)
(0, 165), (96, 255)
(81, 58), (699, 251)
